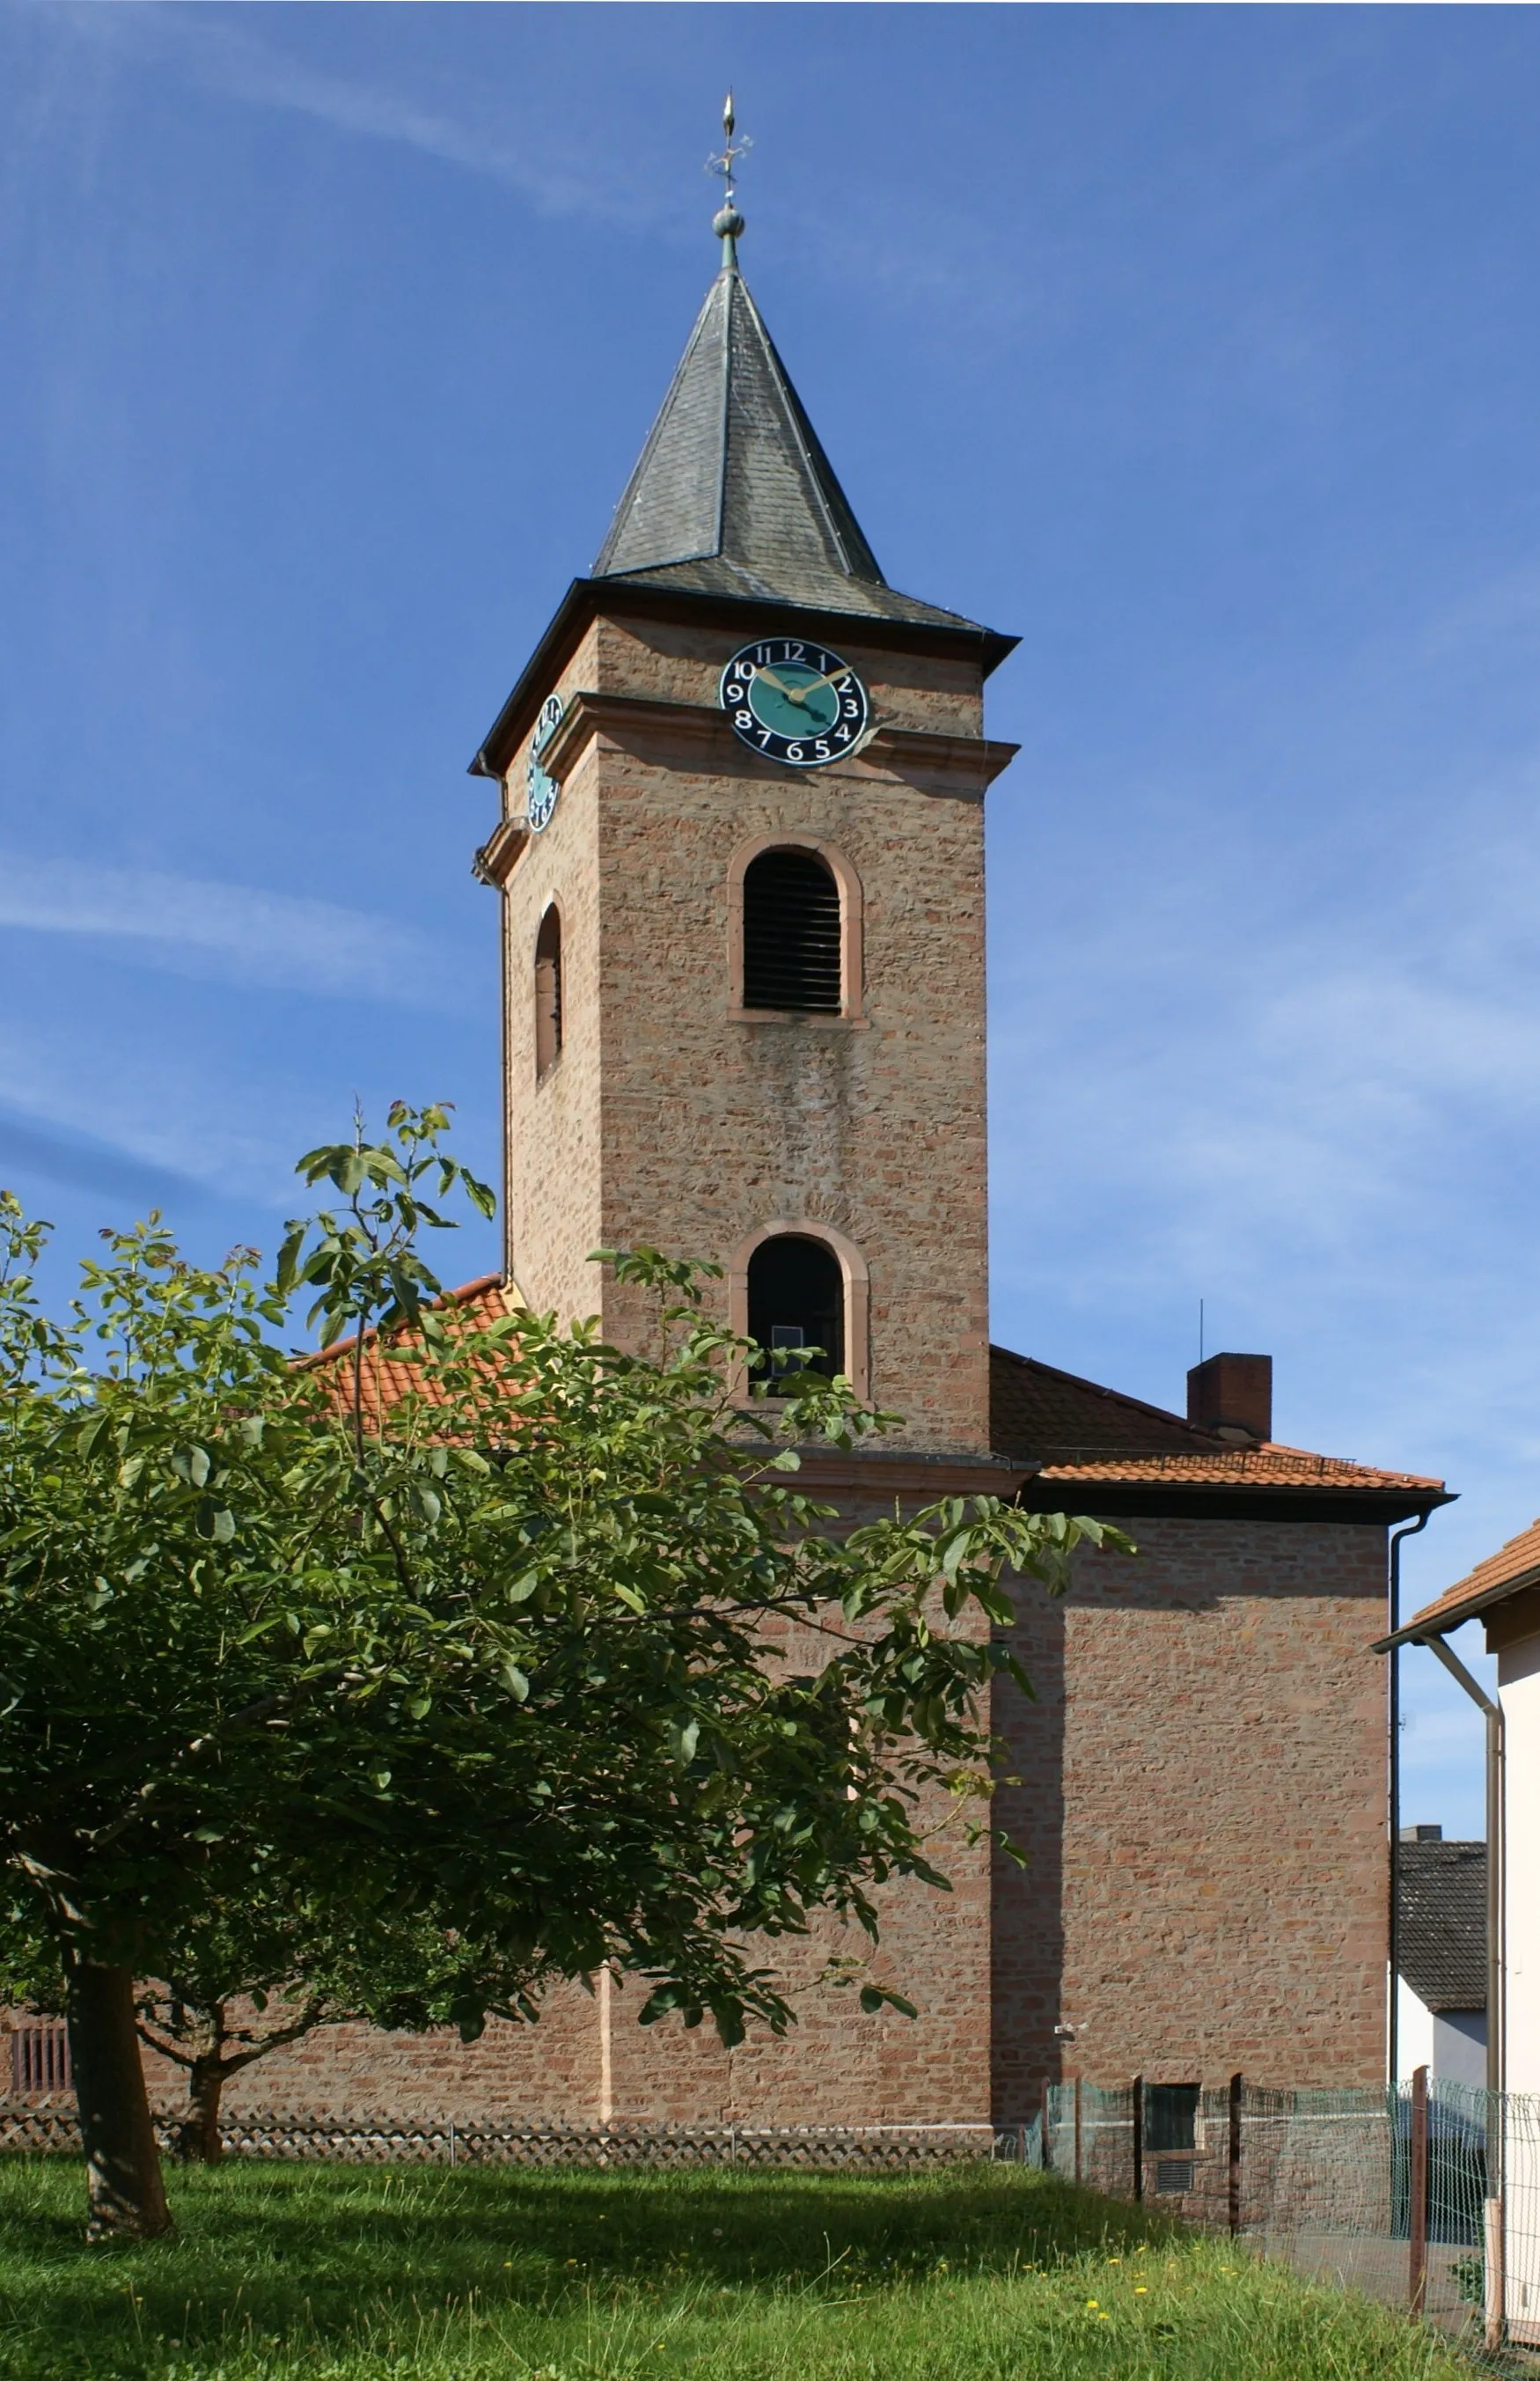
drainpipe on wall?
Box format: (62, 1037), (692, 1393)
(1387, 1511), (1430, 2088)
(1414, 1628), (1506, 2353)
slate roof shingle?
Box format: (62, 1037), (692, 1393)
(591, 261), (993, 640)
(1397, 1840), (1487, 2012)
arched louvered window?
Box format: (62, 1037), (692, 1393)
(747, 1232), (845, 1382)
(534, 904), (562, 1079)
(742, 849), (841, 1013)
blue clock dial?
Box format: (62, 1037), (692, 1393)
(525, 693), (564, 832)
(719, 639), (869, 768)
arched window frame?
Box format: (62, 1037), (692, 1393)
(533, 900), (563, 1083)
(728, 1219), (869, 1405)
(727, 834), (865, 1024)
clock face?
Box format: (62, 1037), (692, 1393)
(719, 639), (869, 768)
(525, 693), (564, 832)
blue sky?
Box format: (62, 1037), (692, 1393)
(6, 4), (1540, 1834)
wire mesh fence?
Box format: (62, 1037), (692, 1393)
(1043, 2073), (1540, 2363)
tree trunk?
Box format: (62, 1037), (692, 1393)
(64, 1958), (172, 2240)
(177, 2054), (225, 2164)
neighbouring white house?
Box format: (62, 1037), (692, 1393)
(1395, 1826), (1487, 2088)
(1383, 1524), (1540, 2345)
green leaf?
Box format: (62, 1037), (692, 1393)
(275, 1224), (305, 1296)
(859, 1985), (919, 2019)
(668, 1717), (700, 1765)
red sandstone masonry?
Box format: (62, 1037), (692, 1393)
(496, 606), (994, 1455)
(98, 1510), (1389, 2127)
(11, 605), (1395, 2135)
(992, 1516), (1390, 2119)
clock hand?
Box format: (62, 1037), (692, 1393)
(755, 664), (846, 711)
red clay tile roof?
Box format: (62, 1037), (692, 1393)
(1404, 1517), (1540, 1640)
(297, 1289), (1448, 1515)
(990, 1345), (1447, 1503)
(296, 1275), (516, 1429)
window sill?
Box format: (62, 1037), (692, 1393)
(727, 1008), (868, 1029)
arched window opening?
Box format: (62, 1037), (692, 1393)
(742, 849), (841, 1013)
(534, 905), (562, 1079)
(747, 1233), (844, 1383)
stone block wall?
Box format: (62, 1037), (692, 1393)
(991, 1515), (1390, 2117)
(493, 603), (994, 1454)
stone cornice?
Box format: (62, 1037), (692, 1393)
(471, 816), (529, 890)
(779, 1444), (1038, 1500)
(533, 690), (1018, 803)
(468, 577), (1020, 782)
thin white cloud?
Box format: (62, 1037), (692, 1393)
(50, 4), (641, 227)
(0, 1018), (295, 1201)
(0, 853), (465, 1009)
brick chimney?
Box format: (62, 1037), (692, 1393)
(1187, 1351), (1272, 1444)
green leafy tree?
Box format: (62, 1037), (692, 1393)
(0, 1108), (1123, 2241)
(131, 1892), (554, 2164)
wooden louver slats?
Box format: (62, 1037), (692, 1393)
(742, 850), (841, 1012)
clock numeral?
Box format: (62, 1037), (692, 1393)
(722, 639), (863, 766)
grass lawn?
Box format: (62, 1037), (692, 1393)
(0, 2157), (1470, 2381)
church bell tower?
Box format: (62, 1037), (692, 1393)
(471, 129), (1019, 1462)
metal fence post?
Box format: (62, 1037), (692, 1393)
(1041, 2075), (1052, 2172)
(1132, 2074), (1144, 2203)
(1409, 2065), (1428, 2318)
(1228, 2073), (1243, 2238)
(1074, 2075), (1083, 2187)
(448, 2120), (457, 2169)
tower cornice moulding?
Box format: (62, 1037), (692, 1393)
(532, 689), (1018, 805)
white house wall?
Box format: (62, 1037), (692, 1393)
(1396, 1976), (1434, 2083)
(1499, 1626), (1540, 2340)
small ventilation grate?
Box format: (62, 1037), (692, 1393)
(11, 2024), (70, 2097)
(743, 850), (840, 1013)
(1155, 2157), (1193, 2195)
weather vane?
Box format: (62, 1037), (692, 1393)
(706, 90), (750, 261)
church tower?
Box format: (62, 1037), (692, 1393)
(471, 143), (1018, 1461)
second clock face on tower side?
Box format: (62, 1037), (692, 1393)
(719, 638), (869, 768)
(525, 693), (564, 832)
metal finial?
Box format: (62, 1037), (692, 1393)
(706, 88), (750, 268)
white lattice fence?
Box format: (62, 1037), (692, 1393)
(0, 2101), (1002, 2170)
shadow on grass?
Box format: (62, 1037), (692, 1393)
(0, 2157), (1177, 2357)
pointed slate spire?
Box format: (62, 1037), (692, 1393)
(591, 115), (986, 637)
